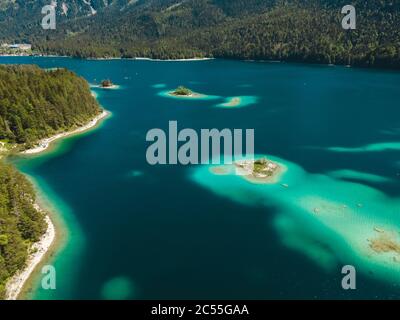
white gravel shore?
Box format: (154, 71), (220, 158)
(5, 213), (55, 300)
(23, 110), (109, 155)
(4, 110), (109, 300)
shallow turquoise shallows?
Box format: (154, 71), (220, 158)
(2, 57), (400, 299)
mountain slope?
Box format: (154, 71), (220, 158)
(1, 0), (400, 67)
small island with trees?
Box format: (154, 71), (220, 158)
(235, 158), (284, 184)
(99, 79), (118, 89)
(169, 86), (203, 98)
(211, 157), (286, 184)
(172, 86), (193, 96)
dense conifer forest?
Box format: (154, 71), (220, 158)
(0, 65), (101, 299)
(0, 161), (46, 299)
(0, 0), (398, 68)
(0, 65), (102, 147)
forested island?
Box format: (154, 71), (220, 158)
(100, 79), (114, 88)
(171, 86), (194, 96)
(211, 157), (285, 184)
(1, 0), (399, 68)
(0, 65), (103, 299)
(98, 79), (119, 90)
(169, 86), (202, 97)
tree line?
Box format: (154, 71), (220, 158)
(0, 65), (102, 299)
(0, 161), (46, 299)
(0, 65), (102, 147)
(21, 1), (398, 68)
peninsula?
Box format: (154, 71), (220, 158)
(22, 110), (109, 155)
(0, 65), (105, 300)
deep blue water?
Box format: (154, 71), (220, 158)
(2, 56), (400, 299)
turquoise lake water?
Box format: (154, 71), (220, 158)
(2, 57), (400, 299)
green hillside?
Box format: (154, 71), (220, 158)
(0, 161), (46, 299)
(0, 65), (102, 147)
(0, 0), (399, 67)
(0, 64), (102, 299)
